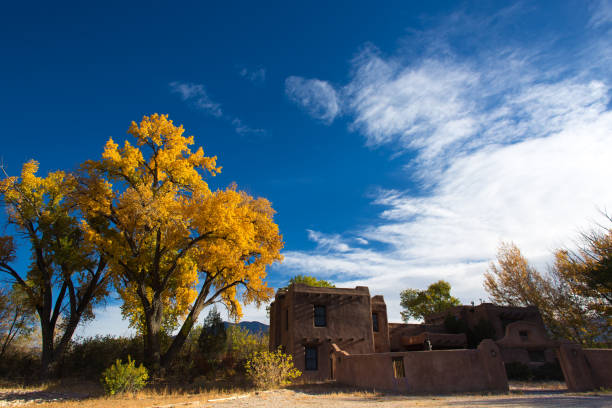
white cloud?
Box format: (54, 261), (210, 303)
(589, 0), (612, 27)
(239, 66), (266, 83)
(276, 6), (612, 324)
(170, 81), (266, 136)
(307, 229), (351, 252)
(284, 76), (340, 124)
(169, 81), (223, 117)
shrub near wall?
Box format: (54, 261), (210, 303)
(245, 349), (301, 389)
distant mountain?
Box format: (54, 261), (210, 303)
(224, 321), (269, 335)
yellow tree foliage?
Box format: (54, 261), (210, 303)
(484, 241), (610, 346)
(0, 161), (108, 375)
(74, 114), (283, 369)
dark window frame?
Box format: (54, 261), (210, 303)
(314, 305), (326, 327)
(372, 312), (379, 332)
(305, 346), (318, 370)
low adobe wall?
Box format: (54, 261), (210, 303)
(333, 339), (508, 394)
(584, 349), (612, 389)
(557, 343), (612, 391)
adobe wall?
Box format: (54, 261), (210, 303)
(426, 304), (544, 341)
(584, 349), (612, 389)
(275, 284), (376, 380)
(372, 295), (390, 353)
(333, 339), (508, 394)
(496, 321), (557, 364)
(388, 323), (446, 351)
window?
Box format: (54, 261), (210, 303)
(305, 346), (318, 370)
(372, 313), (379, 332)
(392, 357), (405, 378)
(314, 305), (326, 327)
(519, 330), (529, 341)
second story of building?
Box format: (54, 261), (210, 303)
(269, 284), (389, 356)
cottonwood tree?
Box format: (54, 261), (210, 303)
(400, 280), (460, 322)
(484, 241), (610, 345)
(0, 162), (109, 376)
(75, 114), (283, 370)
(554, 217), (611, 315)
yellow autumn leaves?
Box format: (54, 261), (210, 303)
(5, 114), (282, 341)
(72, 114), (282, 335)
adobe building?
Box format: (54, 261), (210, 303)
(269, 283), (612, 393)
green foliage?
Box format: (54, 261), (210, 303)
(60, 335), (144, 379)
(197, 308), (226, 364)
(226, 325), (268, 363)
(288, 274), (335, 288)
(245, 349), (301, 389)
(400, 280), (461, 322)
(101, 356), (148, 395)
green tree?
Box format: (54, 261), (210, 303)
(0, 162), (109, 376)
(400, 280), (460, 322)
(287, 274), (335, 288)
(197, 307), (226, 364)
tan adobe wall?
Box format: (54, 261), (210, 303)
(496, 320), (557, 365)
(371, 295), (390, 352)
(271, 284), (376, 380)
(332, 339), (508, 394)
(426, 304), (545, 341)
(388, 323), (446, 351)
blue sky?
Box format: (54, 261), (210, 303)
(1, 1), (611, 336)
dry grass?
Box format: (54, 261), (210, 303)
(0, 378), (251, 408)
(2, 379), (611, 408)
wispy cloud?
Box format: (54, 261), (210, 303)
(239, 66), (266, 83)
(278, 5), (612, 323)
(169, 81), (223, 117)
(589, 0), (612, 27)
(231, 118), (266, 136)
(170, 81), (265, 136)
(285, 76), (340, 124)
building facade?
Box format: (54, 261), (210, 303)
(269, 283), (562, 380)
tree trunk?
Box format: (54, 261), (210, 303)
(39, 314), (55, 379)
(161, 286), (210, 369)
(144, 296), (164, 373)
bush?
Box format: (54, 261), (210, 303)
(60, 335), (144, 379)
(101, 356), (148, 395)
(245, 349), (300, 389)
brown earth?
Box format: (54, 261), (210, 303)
(1, 381), (611, 408)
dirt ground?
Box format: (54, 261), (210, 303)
(1, 381), (611, 408)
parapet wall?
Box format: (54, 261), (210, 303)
(557, 342), (612, 391)
(332, 339), (508, 394)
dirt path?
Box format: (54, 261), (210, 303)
(2, 384), (611, 407)
(209, 389), (612, 408)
